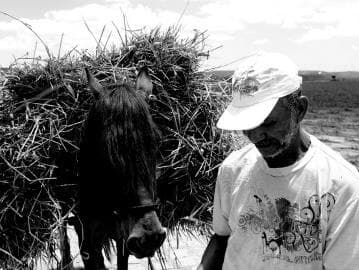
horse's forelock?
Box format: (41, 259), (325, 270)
(83, 83), (159, 206)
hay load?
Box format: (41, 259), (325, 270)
(0, 25), (239, 268)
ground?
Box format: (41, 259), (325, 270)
(303, 107), (359, 169)
(301, 80), (359, 169)
(35, 228), (208, 270)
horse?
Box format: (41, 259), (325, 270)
(67, 67), (166, 270)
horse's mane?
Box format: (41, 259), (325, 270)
(79, 83), (160, 211)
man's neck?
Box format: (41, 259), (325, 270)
(264, 129), (311, 168)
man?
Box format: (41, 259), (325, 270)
(198, 52), (359, 270)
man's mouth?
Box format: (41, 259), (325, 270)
(255, 140), (272, 148)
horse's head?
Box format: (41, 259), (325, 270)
(81, 67), (166, 258)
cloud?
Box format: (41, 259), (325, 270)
(0, 34), (34, 51)
(0, 2), (186, 64)
(0, 0), (243, 66)
(253, 38), (270, 45)
(0, 0), (358, 67)
(292, 1), (359, 42)
(295, 17), (359, 42)
(195, 0), (359, 41)
(295, 26), (337, 42)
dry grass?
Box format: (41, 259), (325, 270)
(0, 23), (243, 268)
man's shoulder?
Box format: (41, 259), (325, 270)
(311, 135), (359, 178)
(309, 135), (359, 199)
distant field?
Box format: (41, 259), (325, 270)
(208, 70), (359, 82)
(300, 80), (359, 169)
(302, 80), (359, 108)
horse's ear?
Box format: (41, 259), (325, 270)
(136, 67), (153, 96)
(85, 68), (103, 98)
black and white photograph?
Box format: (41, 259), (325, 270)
(0, 1), (358, 269)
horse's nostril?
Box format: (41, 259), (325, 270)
(127, 237), (141, 255)
(126, 229), (166, 258)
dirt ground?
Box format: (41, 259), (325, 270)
(35, 226), (208, 270)
(303, 107), (359, 169)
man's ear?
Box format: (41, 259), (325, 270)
(85, 68), (103, 99)
(136, 67), (153, 96)
(297, 95), (308, 123)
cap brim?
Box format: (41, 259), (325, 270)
(217, 98), (278, 130)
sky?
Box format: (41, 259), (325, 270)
(0, 0), (359, 71)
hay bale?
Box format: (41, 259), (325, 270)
(0, 25), (243, 268)
(0, 60), (87, 268)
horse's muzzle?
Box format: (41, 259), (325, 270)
(127, 226), (166, 258)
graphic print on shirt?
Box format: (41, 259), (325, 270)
(237, 192), (335, 263)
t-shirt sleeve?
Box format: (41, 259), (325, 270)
(323, 196), (359, 269)
(213, 165), (232, 236)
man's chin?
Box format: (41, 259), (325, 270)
(256, 145), (279, 157)
(257, 146), (285, 159)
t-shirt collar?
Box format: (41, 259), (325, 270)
(257, 134), (315, 177)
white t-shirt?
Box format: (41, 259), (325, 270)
(213, 134), (359, 270)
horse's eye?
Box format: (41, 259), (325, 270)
(148, 94), (157, 101)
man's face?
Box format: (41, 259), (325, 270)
(242, 98), (298, 158)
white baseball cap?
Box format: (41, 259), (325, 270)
(217, 52), (302, 131)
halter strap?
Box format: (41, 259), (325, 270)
(112, 200), (160, 217)
(128, 202), (159, 211)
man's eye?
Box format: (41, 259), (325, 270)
(262, 121), (276, 127)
